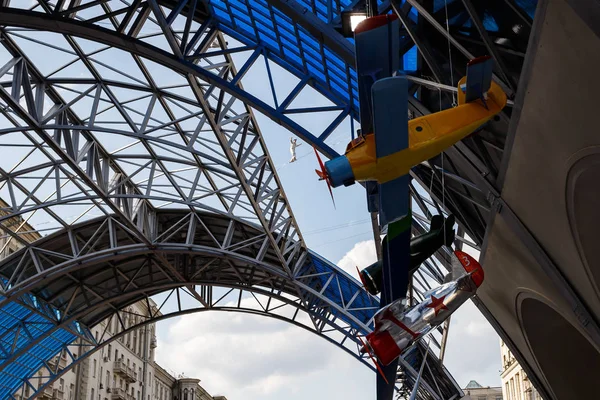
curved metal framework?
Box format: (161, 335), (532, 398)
(0, 210), (457, 400)
(0, 0), (539, 398)
(0, 211), (377, 396)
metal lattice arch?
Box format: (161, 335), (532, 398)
(0, 210), (381, 396)
(0, 0), (538, 398)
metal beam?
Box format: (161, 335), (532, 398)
(460, 0), (516, 91)
(0, 9), (342, 159)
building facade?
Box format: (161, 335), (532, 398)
(462, 380), (503, 400)
(13, 299), (227, 400)
(0, 201), (226, 400)
(500, 340), (541, 400)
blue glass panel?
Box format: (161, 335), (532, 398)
(483, 13), (499, 31)
(212, 6), (232, 22)
(259, 31), (278, 48)
(278, 27), (297, 45)
(403, 45), (417, 71)
(255, 12), (276, 31)
(515, 0), (538, 18)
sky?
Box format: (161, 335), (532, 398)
(0, 19), (502, 399)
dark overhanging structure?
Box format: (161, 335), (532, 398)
(5, 0), (597, 398)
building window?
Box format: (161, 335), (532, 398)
(133, 330), (137, 353)
(91, 388), (95, 399)
(93, 359), (97, 377)
(510, 378), (515, 400)
(106, 371), (110, 388)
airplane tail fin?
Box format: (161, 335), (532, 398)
(458, 56), (493, 106)
(429, 214), (444, 231)
(442, 214), (456, 247)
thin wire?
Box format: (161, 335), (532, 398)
(444, 0), (457, 107)
(303, 219), (371, 235)
(437, 87), (449, 268)
(442, 0), (453, 267)
(311, 230), (373, 248)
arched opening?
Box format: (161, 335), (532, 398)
(521, 298), (600, 398)
(567, 153), (600, 297)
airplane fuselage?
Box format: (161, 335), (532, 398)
(325, 77), (507, 187)
(364, 250), (484, 366)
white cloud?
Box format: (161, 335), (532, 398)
(336, 239), (377, 276)
(154, 295), (373, 400)
(154, 239), (502, 399)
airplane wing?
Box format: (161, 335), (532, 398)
(375, 209), (411, 400)
(379, 176), (411, 301)
(371, 76), (410, 228)
(354, 15), (400, 134)
(372, 72), (411, 400)
(354, 16), (408, 400)
(361, 38), (411, 400)
(371, 76), (409, 159)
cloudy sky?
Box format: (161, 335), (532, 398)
(152, 109), (502, 398)
(154, 239), (502, 400)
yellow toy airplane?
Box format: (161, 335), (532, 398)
(314, 55), (507, 226)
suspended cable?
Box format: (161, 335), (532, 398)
(442, 0), (453, 268)
(302, 218), (371, 235)
(444, 0), (457, 107)
(311, 230), (373, 248)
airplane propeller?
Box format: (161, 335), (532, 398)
(357, 335), (389, 385)
(313, 147), (336, 208)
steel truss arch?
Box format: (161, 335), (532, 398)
(0, 211), (383, 397)
(0, 208), (462, 400)
(10, 283), (375, 400)
(11, 282), (455, 400)
(0, 7), (344, 158)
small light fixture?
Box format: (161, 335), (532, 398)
(341, 11), (368, 37)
